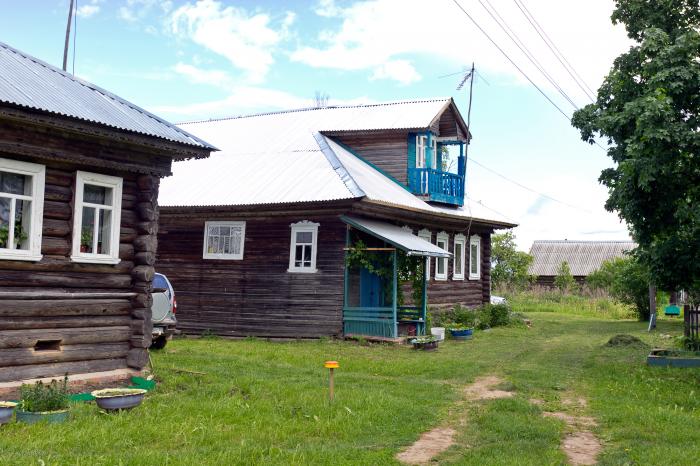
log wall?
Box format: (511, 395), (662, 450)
(0, 115), (168, 383)
(333, 131), (409, 183)
(156, 210), (348, 338)
(158, 205), (496, 338)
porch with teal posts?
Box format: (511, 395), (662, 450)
(342, 221), (431, 339)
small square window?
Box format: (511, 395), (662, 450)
(288, 221), (319, 273)
(202, 221), (245, 260)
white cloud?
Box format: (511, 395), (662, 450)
(169, 0), (294, 83)
(173, 62), (234, 88)
(77, 4), (100, 18)
(118, 0), (172, 23)
(294, 0), (631, 100)
(370, 59), (421, 85)
(315, 0), (343, 18)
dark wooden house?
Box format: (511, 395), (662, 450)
(529, 240), (636, 287)
(157, 98), (515, 339)
(0, 42), (214, 386)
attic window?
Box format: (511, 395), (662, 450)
(34, 340), (62, 352)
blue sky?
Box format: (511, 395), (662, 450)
(1, 0), (633, 249)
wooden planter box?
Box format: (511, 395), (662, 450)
(647, 349), (700, 368)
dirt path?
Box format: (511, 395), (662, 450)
(396, 376), (513, 465)
(533, 397), (602, 465)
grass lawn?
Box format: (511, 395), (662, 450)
(1, 311), (699, 465)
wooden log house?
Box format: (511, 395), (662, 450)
(0, 42), (214, 385)
(158, 98), (515, 339)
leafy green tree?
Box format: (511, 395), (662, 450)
(490, 232), (533, 291)
(571, 0), (700, 295)
(587, 256), (651, 320)
(554, 261), (576, 293)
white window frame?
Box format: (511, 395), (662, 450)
(288, 220), (319, 273)
(0, 158), (45, 262)
(417, 228), (431, 280)
(469, 234), (481, 280)
(416, 135), (427, 169)
(453, 233), (466, 280)
(202, 220), (246, 260)
(435, 231), (449, 281)
(71, 171), (122, 264)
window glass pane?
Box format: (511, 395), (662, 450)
(294, 244), (304, 267)
(231, 227), (241, 254)
(208, 225), (219, 236)
(0, 171), (28, 196)
(97, 209), (112, 254)
(438, 258), (445, 275)
(152, 274), (168, 289)
(471, 244), (478, 274)
(223, 235), (231, 254)
(219, 226), (230, 236)
(303, 244), (312, 263)
(455, 243), (462, 273)
(81, 207), (95, 253)
(14, 199), (30, 250)
(83, 184), (111, 205)
(296, 231), (312, 244)
(0, 197), (9, 249)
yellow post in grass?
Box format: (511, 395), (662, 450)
(324, 361), (339, 402)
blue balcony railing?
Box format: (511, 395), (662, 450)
(408, 168), (464, 206)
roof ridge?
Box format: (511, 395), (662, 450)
(313, 133), (365, 199)
(178, 97), (453, 126)
(533, 240), (635, 243)
(0, 41), (214, 149)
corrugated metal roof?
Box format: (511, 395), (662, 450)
(342, 216), (451, 258)
(182, 98), (452, 136)
(528, 240), (637, 276)
(0, 41), (215, 150)
(159, 101), (513, 227)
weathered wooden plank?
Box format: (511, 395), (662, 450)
(0, 326), (131, 349)
(0, 342), (130, 367)
(0, 270), (131, 288)
(0, 315), (131, 330)
(0, 299), (132, 316)
(0, 358), (127, 383)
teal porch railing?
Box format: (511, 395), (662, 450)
(343, 307), (395, 337)
(408, 168), (464, 206)
(343, 306), (427, 338)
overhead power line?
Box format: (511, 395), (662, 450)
(449, 0), (571, 121)
(512, 0), (597, 102)
(450, 0), (609, 153)
(478, 0), (579, 109)
(468, 157), (593, 214)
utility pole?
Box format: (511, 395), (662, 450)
(460, 62), (476, 198)
(62, 0), (75, 71)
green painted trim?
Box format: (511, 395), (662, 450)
(392, 250), (398, 338)
(343, 227), (350, 308)
(421, 258), (428, 335)
(331, 139), (411, 192)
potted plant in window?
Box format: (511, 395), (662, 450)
(410, 335), (439, 351)
(448, 324), (474, 340)
(0, 401), (18, 425)
(80, 230), (92, 253)
(16, 377), (70, 424)
(13, 224), (27, 249)
(91, 388), (147, 411)
(0, 224), (8, 249)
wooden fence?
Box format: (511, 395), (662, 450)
(684, 305), (700, 339)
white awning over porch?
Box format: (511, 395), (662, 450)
(341, 215), (452, 258)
